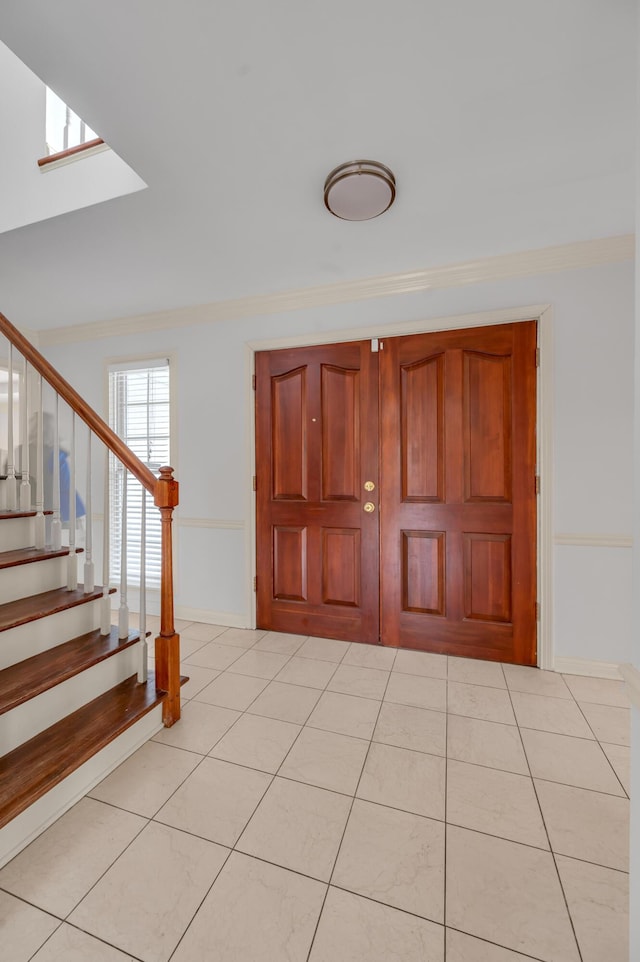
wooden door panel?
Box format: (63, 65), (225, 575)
(272, 367), (307, 500)
(256, 341), (379, 643)
(401, 354), (444, 502)
(464, 351), (512, 502)
(380, 321), (537, 664)
(321, 365), (360, 501)
(402, 530), (445, 615)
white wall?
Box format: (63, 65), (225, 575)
(0, 41), (145, 235)
(42, 257), (634, 667)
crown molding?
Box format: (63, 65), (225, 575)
(38, 234), (634, 347)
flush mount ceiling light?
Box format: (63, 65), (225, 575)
(324, 160), (396, 221)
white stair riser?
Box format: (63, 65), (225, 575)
(0, 517), (35, 552)
(0, 556), (71, 606)
(2, 643), (142, 756)
(0, 704), (163, 870)
(0, 598), (103, 670)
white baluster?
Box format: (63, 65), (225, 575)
(19, 361), (30, 511)
(138, 484), (148, 683)
(66, 413), (77, 590)
(34, 375), (45, 548)
(100, 446), (111, 634)
(118, 468), (129, 639)
(5, 344), (16, 511)
(51, 394), (62, 550)
(83, 431), (95, 592)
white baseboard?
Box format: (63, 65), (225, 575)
(0, 706), (162, 870)
(175, 606), (249, 629)
(553, 656), (623, 680)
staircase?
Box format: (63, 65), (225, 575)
(0, 313), (182, 869)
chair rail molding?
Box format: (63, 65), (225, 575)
(554, 533), (633, 548)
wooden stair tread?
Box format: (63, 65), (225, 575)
(0, 626), (142, 716)
(0, 585), (114, 633)
(0, 546), (83, 570)
(0, 673), (166, 829)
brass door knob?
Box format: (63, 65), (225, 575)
(364, 480), (375, 491)
(363, 501), (376, 513)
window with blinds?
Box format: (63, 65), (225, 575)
(108, 359), (170, 589)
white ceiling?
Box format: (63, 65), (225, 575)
(0, 0), (635, 332)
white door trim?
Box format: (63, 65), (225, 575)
(246, 302), (554, 668)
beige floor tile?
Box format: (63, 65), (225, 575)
(447, 715), (529, 775)
(601, 742), (631, 794)
(170, 852), (325, 962)
(0, 798), (145, 917)
(562, 674), (630, 708)
(310, 887), (445, 962)
(30, 924), (136, 961)
(447, 681), (516, 725)
(502, 663), (572, 699)
(155, 756), (271, 846)
(0, 891), (59, 962)
(357, 742), (445, 820)
(343, 643), (397, 671)
(193, 671), (269, 710)
(446, 929), (544, 961)
(307, 690), (381, 739)
(580, 703), (630, 746)
(237, 777), (351, 881)
(182, 640), (244, 671)
(274, 655), (339, 688)
(556, 855), (629, 962)
(511, 691), (594, 738)
(329, 664), (390, 699)
(448, 657), (506, 689)
(446, 759), (548, 849)
(145, 615), (192, 634)
(534, 780), (629, 870)
(178, 664), (220, 699)
(209, 713), (301, 773)
(252, 630), (308, 654)
(247, 680), (321, 723)
(152, 701), (240, 755)
(385, 671), (447, 711)
(333, 799), (445, 921)
(177, 634), (213, 659)
(446, 826), (579, 962)
(297, 636), (350, 662)
(373, 702), (446, 755)
(215, 626), (266, 649)
(521, 728), (625, 795)
(279, 726), (369, 794)
(69, 822), (228, 962)
(179, 621), (228, 643)
(226, 648), (291, 679)
(393, 649), (448, 679)
(89, 741), (200, 817)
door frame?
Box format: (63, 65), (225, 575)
(245, 302), (554, 669)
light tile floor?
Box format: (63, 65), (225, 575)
(0, 625), (631, 962)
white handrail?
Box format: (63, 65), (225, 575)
(118, 468), (129, 639)
(66, 413), (77, 590)
(51, 394), (62, 550)
(5, 344), (16, 511)
(138, 484), (148, 683)
(34, 375), (45, 548)
(84, 429), (95, 592)
(19, 361), (30, 511)
(100, 446), (111, 634)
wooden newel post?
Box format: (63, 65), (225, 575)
(154, 465), (180, 727)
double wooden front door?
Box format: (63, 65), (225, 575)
(255, 321), (537, 665)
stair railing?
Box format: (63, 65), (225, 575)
(0, 311), (181, 727)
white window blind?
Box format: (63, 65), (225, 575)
(108, 359), (170, 589)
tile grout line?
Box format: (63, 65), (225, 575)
(303, 643), (399, 962)
(502, 667), (585, 962)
